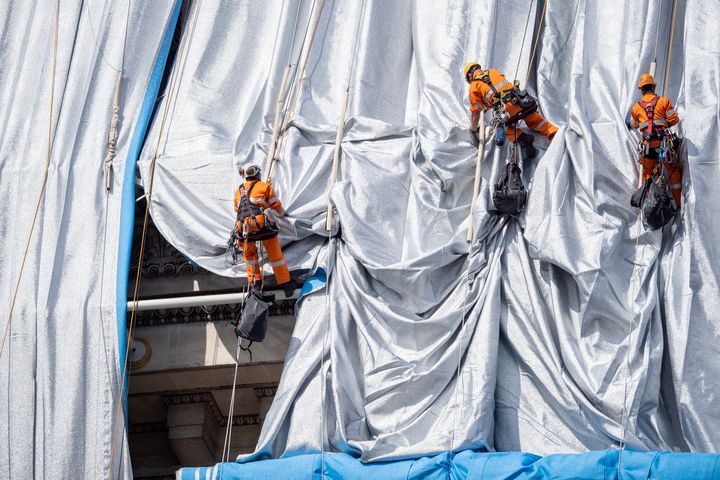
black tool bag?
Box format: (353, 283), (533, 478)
(642, 178), (676, 229)
(630, 178), (652, 208)
(235, 290), (274, 343)
(493, 164), (527, 215)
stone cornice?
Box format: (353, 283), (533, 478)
(128, 421), (168, 435)
(135, 300), (295, 328)
(162, 392), (262, 427)
(254, 386), (278, 399)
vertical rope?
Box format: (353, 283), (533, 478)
(513, 0), (534, 84)
(319, 236), (336, 478)
(618, 215), (645, 478)
(524, 0), (548, 87)
(0, 0), (62, 362)
(107, 1), (201, 477)
(662, 0), (679, 98)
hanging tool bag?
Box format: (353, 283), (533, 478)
(236, 182), (279, 241)
(641, 177), (676, 229)
(235, 290), (274, 343)
(630, 178), (652, 208)
(493, 164), (527, 215)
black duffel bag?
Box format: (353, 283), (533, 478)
(642, 178), (676, 229)
(235, 290), (274, 343)
(493, 163), (527, 215)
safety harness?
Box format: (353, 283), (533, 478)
(473, 70), (537, 125)
(637, 95), (670, 139)
(235, 181), (279, 242)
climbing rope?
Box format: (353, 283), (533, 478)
(221, 337), (242, 465)
(662, 0), (679, 98)
(449, 265), (471, 452)
(319, 236), (336, 479)
(0, 0), (61, 362)
(525, 0), (548, 88)
(107, 1), (202, 477)
(618, 211), (646, 478)
(512, 0), (535, 84)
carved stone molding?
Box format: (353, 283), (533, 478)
(135, 300), (295, 328)
(130, 217), (207, 280)
(162, 391), (261, 428)
(254, 386), (278, 400)
(128, 421), (168, 435)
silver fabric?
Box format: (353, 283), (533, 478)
(0, 1), (177, 478)
(138, 0), (720, 462)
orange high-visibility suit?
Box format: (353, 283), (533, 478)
(468, 68), (558, 141)
(629, 93), (681, 206)
(234, 180), (290, 284)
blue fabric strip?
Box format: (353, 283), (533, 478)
(297, 267), (328, 302)
(176, 450), (720, 480)
(115, 0), (183, 404)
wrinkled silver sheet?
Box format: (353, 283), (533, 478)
(0, 2), (176, 478)
(138, 0), (720, 461)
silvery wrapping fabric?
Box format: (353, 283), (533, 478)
(0, 1), (177, 478)
(137, 0), (720, 462)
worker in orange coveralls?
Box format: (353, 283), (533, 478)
(234, 164), (296, 296)
(628, 73), (682, 206)
(464, 61), (558, 159)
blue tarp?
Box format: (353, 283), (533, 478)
(177, 450), (720, 479)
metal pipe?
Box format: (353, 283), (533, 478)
(126, 289), (298, 312)
(467, 112), (486, 243)
(325, 90), (349, 232)
(264, 64), (292, 174)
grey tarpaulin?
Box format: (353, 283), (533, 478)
(0, 2), (178, 478)
(137, 0), (720, 462)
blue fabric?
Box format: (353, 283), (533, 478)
(297, 267), (328, 301)
(176, 450), (720, 480)
(115, 0), (183, 402)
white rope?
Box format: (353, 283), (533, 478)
(618, 211), (645, 478)
(319, 236), (336, 478)
(449, 264), (471, 452)
(222, 337), (242, 463)
(513, 0), (535, 84)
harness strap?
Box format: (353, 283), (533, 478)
(638, 95), (659, 136)
(473, 71), (510, 108)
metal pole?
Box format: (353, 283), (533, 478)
(268, 0), (325, 182)
(466, 112), (486, 243)
(264, 64), (292, 174)
(126, 289), (299, 312)
(325, 90), (349, 232)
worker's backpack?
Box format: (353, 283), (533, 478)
(493, 164), (527, 215)
(641, 177), (676, 229)
(236, 181), (279, 241)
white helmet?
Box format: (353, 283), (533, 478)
(241, 164), (261, 179)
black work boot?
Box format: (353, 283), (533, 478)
(517, 133), (537, 160)
(281, 279), (298, 298)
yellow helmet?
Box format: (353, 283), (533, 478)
(463, 61), (480, 83)
(637, 73), (656, 89)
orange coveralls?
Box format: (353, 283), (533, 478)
(234, 180), (290, 285)
(468, 68), (558, 142)
(629, 93), (681, 206)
